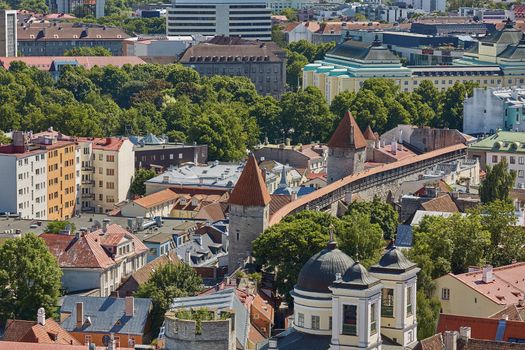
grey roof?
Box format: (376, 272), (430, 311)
(480, 23), (522, 46)
(332, 262), (381, 290)
(175, 233), (225, 266)
(327, 38), (400, 63)
(170, 288), (249, 348)
(60, 296), (152, 335)
(498, 37), (525, 59)
(296, 242), (354, 293)
(260, 328), (331, 350)
(369, 244), (418, 275)
(395, 224), (413, 248)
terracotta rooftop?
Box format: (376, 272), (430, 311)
(133, 188), (178, 209)
(77, 137), (128, 151)
(490, 305), (523, 321)
(0, 342), (129, 350)
(229, 155), (271, 207)
(269, 194), (293, 216)
(438, 313), (525, 342)
(420, 194), (459, 212)
(413, 333), (443, 350)
(327, 111), (367, 149)
(269, 143), (467, 225)
(3, 318), (79, 345)
(448, 262), (525, 305)
(363, 125), (377, 141)
(41, 224), (148, 269)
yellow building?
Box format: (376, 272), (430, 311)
(303, 22), (525, 102)
(40, 139), (78, 220)
(433, 263), (525, 318)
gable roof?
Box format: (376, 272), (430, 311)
(229, 155), (271, 207)
(133, 188), (178, 209)
(490, 305), (523, 321)
(445, 262), (525, 305)
(60, 296), (152, 336)
(420, 194), (459, 213)
(327, 111), (367, 149)
(3, 319), (79, 345)
(123, 251), (179, 287)
(41, 224), (148, 269)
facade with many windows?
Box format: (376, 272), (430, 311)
(303, 22), (525, 102)
(167, 0), (271, 40)
(469, 131), (525, 189)
(0, 10), (17, 57)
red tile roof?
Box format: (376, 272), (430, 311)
(269, 194), (292, 216)
(490, 305), (523, 321)
(447, 263), (525, 305)
(363, 125), (377, 141)
(133, 188), (178, 209)
(420, 194), (459, 212)
(41, 224), (148, 269)
(269, 143), (467, 225)
(229, 155), (271, 207)
(327, 111), (367, 149)
(77, 137), (128, 151)
(3, 319), (79, 345)
(438, 313), (525, 342)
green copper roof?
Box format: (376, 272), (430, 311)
(469, 131), (525, 153)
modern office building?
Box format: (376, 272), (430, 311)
(166, 0), (271, 40)
(303, 21), (525, 102)
(17, 23), (130, 56)
(0, 10), (17, 57)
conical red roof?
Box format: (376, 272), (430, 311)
(229, 155), (271, 207)
(327, 111), (367, 149)
(363, 125), (377, 141)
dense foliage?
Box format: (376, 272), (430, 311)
(45, 221), (77, 234)
(130, 168), (156, 196)
(0, 234), (62, 322)
(408, 200), (525, 338)
(135, 262), (202, 337)
(285, 40), (336, 89)
(252, 211), (384, 301)
(67, 15), (166, 35)
(64, 46), (112, 56)
(346, 196), (398, 240)
(479, 157), (516, 203)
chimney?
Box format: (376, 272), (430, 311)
(268, 338), (278, 349)
(12, 131), (27, 153)
(37, 307), (46, 326)
(291, 190), (297, 201)
(482, 265), (494, 283)
(102, 218), (110, 233)
(76, 302), (84, 328)
(285, 138), (291, 146)
(125, 296), (134, 317)
(443, 331), (458, 350)
(106, 333), (117, 350)
(375, 139), (380, 149)
(380, 139), (385, 147)
(459, 326), (471, 341)
(391, 140), (397, 155)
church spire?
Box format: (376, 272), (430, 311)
(327, 111), (367, 149)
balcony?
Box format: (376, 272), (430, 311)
(81, 193), (95, 199)
(82, 166), (95, 172)
(381, 304), (394, 318)
(342, 323), (356, 336)
(81, 180), (95, 185)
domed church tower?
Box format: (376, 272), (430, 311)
(329, 261), (383, 350)
(327, 111), (367, 183)
(291, 239), (355, 336)
(369, 242), (420, 347)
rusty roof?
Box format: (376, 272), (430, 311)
(438, 313), (525, 342)
(229, 155), (271, 207)
(363, 125), (377, 141)
(269, 143), (467, 225)
(3, 319), (79, 345)
(133, 188), (178, 209)
(420, 194), (459, 212)
(327, 111), (367, 149)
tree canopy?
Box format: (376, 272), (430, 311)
(479, 157), (516, 203)
(45, 221), (77, 234)
(64, 46), (112, 56)
(130, 168), (157, 197)
(135, 262), (202, 337)
(0, 234), (62, 322)
(346, 196), (398, 240)
(252, 211), (384, 300)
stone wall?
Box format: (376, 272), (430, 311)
(228, 203), (269, 272)
(327, 147), (365, 183)
(381, 125), (470, 153)
(164, 317), (236, 350)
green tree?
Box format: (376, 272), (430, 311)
(135, 263), (202, 336)
(271, 25), (286, 48)
(285, 49), (308, 89)
(130, 168), (157, 197)
(0, 234), (62, 322)
(64, 46), (112, 56)
(479, 157), (516, 203)
(45, 221), (77, 234)
(416, 290), (441, 339)
(354, 13), (366, 21)
(0, 131), (10, 144)
(280, 8), (298, 21)
(346, 196), (398, 240)
(330, 91), (355, 121)
(440, 82), (477, 130)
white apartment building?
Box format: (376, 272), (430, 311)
(0, 10), (17, 57)
(167, 0), (272, 40)
(79, 137), (135, 213)
(0, 133), (48, 219)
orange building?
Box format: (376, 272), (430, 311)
(32, 134), (78, 220)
